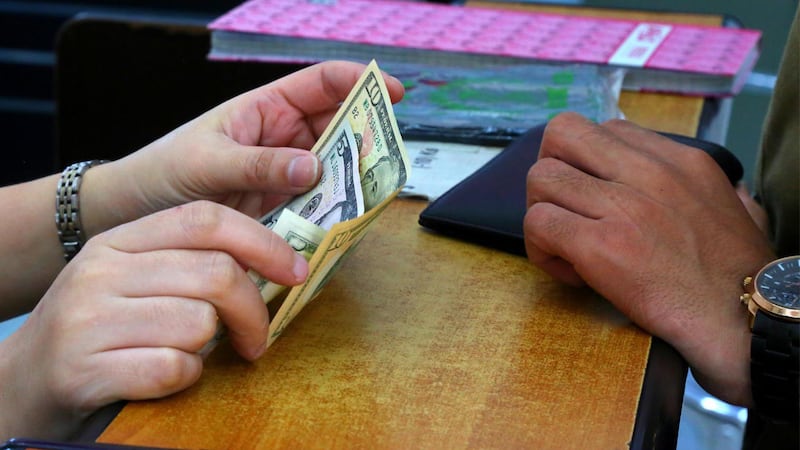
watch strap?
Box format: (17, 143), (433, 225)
(55, 160), (108, 262)
(750, 310), (800, 424)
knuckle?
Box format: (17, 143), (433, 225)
(146, 349), (199, 392)
(682, 146), (720, 173)
(575, 123), (614, 149)
(527, 158), (560, 187)
(260, 231), (291, 262)
(193, 302), (220, 344)
(662, 147), (731, 195)
(244, 149), (275, 185)
(57, 262), (117, 329)
(147, 299), (218, 347)
(530, 157), (564, 178)
(523, 204), (542, 235)
(198, 251), (242, 296)
(176, 201), (225, 241)
(529, 158), (596, 196)
(599, 118), (632, 131)
(548, 111), (584, 127)
(601, 119), (651, 142)
(541, 116), (571, 146)
(524, 202), (556, 237)
(66, 256), (109, 285)
(545, 113), (619, 155)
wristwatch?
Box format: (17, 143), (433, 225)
(740, 255), (800, 423)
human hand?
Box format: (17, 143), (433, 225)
(523, 112), (775, 406)
(0, 62), (406, 439)
(81, 60), (405, 237)
(0, 201), (305, 439)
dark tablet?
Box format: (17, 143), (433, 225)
(418, 123), (743, 256)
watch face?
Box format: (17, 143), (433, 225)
(755, 255), (800, 310)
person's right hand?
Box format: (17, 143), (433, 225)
(0, 200), (304, 439)
(523, 112), (775, 407)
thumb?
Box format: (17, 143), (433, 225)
(212, 143), (321, 195)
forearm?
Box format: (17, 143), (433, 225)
(0, 161), (133, 319)
(0, 175), (66, 318)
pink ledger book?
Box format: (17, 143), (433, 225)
(208, 0), (761, 96)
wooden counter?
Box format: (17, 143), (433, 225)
(98, 198), (652, 449)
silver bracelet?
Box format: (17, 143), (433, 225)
(55, 160), (108, 262)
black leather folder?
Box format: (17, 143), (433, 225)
(418, 123), (743, 256)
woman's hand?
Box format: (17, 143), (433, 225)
(523, 112), (775, 406)
(0, 201), (306, 439)
(0, 60), (404, 440)
(81, 60), (405, 237)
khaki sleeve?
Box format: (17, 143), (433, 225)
(754, 5), (799, 256)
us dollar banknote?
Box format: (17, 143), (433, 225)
(260, 119), (364, 231)
(343, 65), (410, 210)
(268, 189), (399, 343)
(249, 208), (327, 304)
(249, 60), (410, 344)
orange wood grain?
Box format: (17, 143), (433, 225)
(99, 200), (648, 449)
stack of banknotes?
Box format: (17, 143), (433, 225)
(250, 60), (411, 347)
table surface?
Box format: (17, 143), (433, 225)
(94, 4), (723, 450)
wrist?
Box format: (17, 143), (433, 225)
(74, 160), (130, 240)
(664, 261), (770, 407)
(79, 144), (178, 239)
(682, 307), (754, 407)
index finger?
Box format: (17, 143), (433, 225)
(98, 200), (307, 288)
(539, 112), (657, 183)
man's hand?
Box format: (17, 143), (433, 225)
(524, 112), (775, 406)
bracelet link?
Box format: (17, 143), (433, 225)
(55, 160), (108, 262)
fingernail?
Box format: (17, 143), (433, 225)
(292, 252), (308, 282)
(287, 154), (319, 188)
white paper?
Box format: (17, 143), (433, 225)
(400, 140), (502, 201)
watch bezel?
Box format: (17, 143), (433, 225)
(747, 255), (800, 321)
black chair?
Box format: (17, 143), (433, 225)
(55, 12), (309, 167)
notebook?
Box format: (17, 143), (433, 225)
(207, 0), (762, 96)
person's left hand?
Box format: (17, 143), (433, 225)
(81, 60), (405, 237)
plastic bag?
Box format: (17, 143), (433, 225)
(385, 62), (625, 142)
